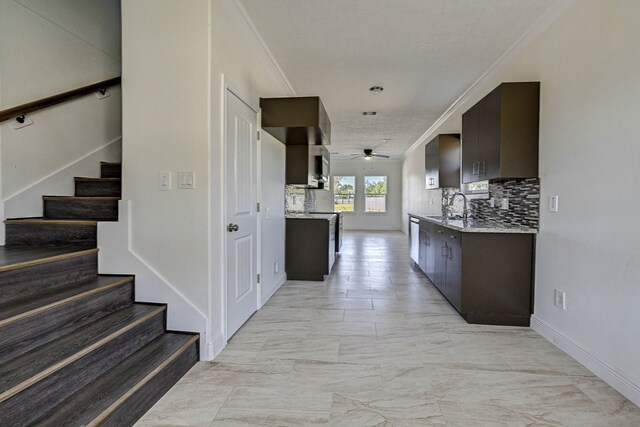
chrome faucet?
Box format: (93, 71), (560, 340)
(449, 192), (469, 221)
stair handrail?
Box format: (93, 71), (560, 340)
(0, 76), (121, 124)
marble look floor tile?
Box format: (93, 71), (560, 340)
(135, 382), (234, 427)
(288, 360), (382, 393)
(437, 400), (563, 426)
(309, 320), (376, 337)
(339, 336), (423, 366)
(222, 386), (333, 413)
(187, 360), (294, 387)
(343, 309), (407, 323)
(346, 289), (398, 299)
(330, 390), (446, 426)
(210, 408), (330, 426)
(140, 231), (640, 426)
(255, 336), (340, 363)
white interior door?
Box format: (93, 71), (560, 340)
(226, 89), (258, 338)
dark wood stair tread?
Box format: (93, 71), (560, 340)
(0, 304), (164, 402)
(74, 177), (121, 182)
(31, 333), (198, 427)
(4, 217), (98, 225)
(0, 246), (98, 272)
(0, 275), (132, 324)
(43, 196), (120, 200)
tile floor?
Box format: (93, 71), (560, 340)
(137, 231), (640, 426)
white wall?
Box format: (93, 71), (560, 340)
(331, 159), (402, 230)
(120, 0), (292, 359)
(260, 132), (286, 304)
(402, 0), (640, 405)
(0, 0), (122, 239)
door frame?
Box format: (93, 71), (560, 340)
(220, 75), (262, 343)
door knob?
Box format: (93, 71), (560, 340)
(227, 223), (239, 232)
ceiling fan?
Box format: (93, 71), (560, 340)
(350, 149), (390, 160)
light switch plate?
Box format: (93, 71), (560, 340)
(177, 171), (195, 189)
(500, 198), (509, 210)
(554, 289), (566, 310)
(158, 171), (171, 191)
(549, 195), (559, 212)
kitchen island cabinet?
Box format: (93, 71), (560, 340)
(285, 214), (336, 281)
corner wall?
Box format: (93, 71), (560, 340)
(402, 0), (640, 405)
(120, 0), (292, 359)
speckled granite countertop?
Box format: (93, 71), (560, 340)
(409, 213), (538, 234)
(285, 213), (337, 220)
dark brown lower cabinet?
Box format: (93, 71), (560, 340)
(416, 218), (534, 326)
(286, 216), (336, 281)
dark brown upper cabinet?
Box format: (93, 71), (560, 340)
(286, 144), (330, 189)
(260, 96), (331, 146)
(461, 82), (539, 183)
(425, 134), (461, 189)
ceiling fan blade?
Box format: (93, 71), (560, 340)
(350, 154), (363, 159)
(373, 154), (390, 158)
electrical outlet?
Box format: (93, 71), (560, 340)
(177, 171), (195, 189)
(549, 195), (559, 212)
(554, 289), (566, 310)
(158, 171), (171, 191)
(500, 198), (509, 210)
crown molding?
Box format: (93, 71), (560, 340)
(404, 0), (579, 157)
(225, 0), (297, 96)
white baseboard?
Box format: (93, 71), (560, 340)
(209, 333), (226, 361)
(531, 315), (640, 407)
(260, 271), (287, 307)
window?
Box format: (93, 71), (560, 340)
(461, 180), (489, 198)
(333, 176), (355, 212)
(364, 175), (387, 213)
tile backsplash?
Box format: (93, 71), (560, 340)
(285, 185), (317, 212)
(443, 178), (540, 229)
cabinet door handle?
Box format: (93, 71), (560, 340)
(448, 246), (453, 261)
(479, 160), (486, 175)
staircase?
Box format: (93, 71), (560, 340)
(0, 162), (199, 426)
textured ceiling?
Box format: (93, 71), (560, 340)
(239, 0), (556, 159)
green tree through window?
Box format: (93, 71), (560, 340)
(333, 176), (355, 212)
(365, 176), (387, 212)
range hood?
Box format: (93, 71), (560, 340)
(260, 96), (331, 146)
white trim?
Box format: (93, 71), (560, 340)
(256, 109), (263, 310)
(531, 315), (640, 408)
(2, 136), (121, 202)
(404, 0), (579, 156)
(209, 333), (226, 360)
(225, 0), (297, 96)
(220, 77), (260, 342)
(260, 272), (286, 307)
